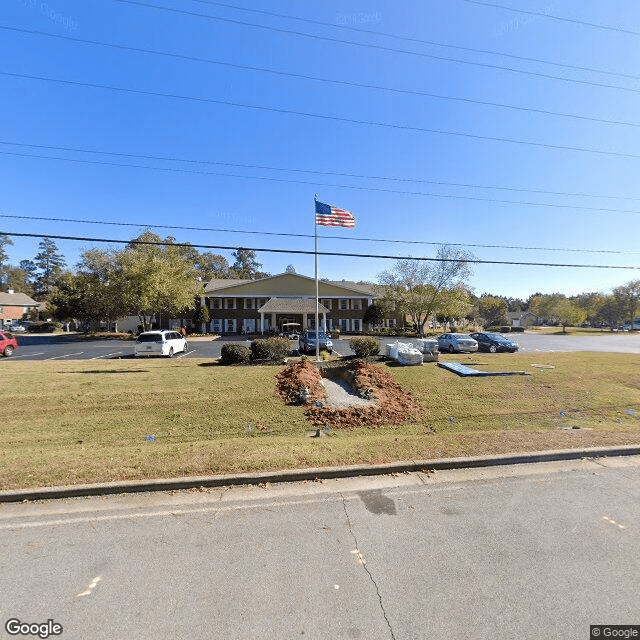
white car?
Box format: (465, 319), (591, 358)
(437, 333), (478, 354)
(135, 330), (188, 357)
(6, 323), (26, 333)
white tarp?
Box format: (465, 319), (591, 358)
(388, 341), (423, 366)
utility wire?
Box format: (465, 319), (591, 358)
(4, 70), (640, 160)
(2, 212), (639, 256)
(1, 58), (635, 130)
(2, 140), (637, 202)
(189, 0), (640, 81)
(2, 230), (638, 269)
(111, 1), (640, 94)
(461, 0), (640, 38)
(4, 149), (640, 217)
(4, 26), (639, 127)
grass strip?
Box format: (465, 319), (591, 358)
(1, 352), (638, 489)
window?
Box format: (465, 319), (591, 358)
(321, 299), (332, 310)
(210, 298), (221, 310)
(224, 298), (236, 310)
(211, 319), (222, 332)
(353, 319), (362, 332)
(244, 298), (254, 310)
(352, 299), (361, 310)
(340, 319), (349, 332)
(340, 299), (348, 310)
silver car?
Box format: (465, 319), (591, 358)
(437, 333), (478, 354)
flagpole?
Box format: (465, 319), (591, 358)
(314, 194), (320, 362)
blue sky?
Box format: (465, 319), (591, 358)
(1, 0), (639, 299)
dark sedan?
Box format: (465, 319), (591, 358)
(470, 332), (519, 353)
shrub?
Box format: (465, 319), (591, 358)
(250, 337), (290, 361)
(220, 343), (251, 365)
(27, 321), (61, 333)
(349, 336), (380, 357)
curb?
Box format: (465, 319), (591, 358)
(2, 445), (639, 503)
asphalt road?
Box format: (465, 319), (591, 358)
(4, 331), (640, 361)
(1, 457), (639, 639)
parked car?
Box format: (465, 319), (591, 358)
(0, 331), (18, 357)
(299, 330), (333, 354)
(469, 332), (519, 353)
(134, 330), (188, 357)
(437, 333), (478, 354)
(622, 318), (640, 330)
(7, 323), (26, 333)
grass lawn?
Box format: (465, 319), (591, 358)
(1, 352), (639, 490)
(526, 326), (621, 335)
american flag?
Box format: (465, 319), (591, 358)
(315, 200), (355, 228)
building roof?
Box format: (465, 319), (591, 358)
(203, 272), (377, 298)
(0, 291), (38, 306)
(258, 298), (330, 314)
(204, 278), (252, 293)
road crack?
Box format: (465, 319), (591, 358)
(340, 493), (397, 640)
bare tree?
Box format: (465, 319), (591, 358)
(378, 245), (474, 335)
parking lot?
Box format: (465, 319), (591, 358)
(3, 331), (640, 361)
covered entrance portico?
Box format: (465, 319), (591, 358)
(258, 298), (330, 334)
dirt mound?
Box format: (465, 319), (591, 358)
(275, 359), (421, 429)
(274, 360), (325, 405)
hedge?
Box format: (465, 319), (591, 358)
(220, 343), (251, 365)
(250, 337), (290, 361)
(348, 336), (380, 357)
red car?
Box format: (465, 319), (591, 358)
(0, 330), (18, 356)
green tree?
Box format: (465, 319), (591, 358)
(478, 295), (508, 327)
(437, 286), (475, 328)
(0, 233), (13, 286)
(362, 302), (390, 328)
(117, 232), (203, 331)
(378, 245), (474, 335)
(4, 265), (36, 297)
(194, 303), (210, 332)
(196, 251), (230, 281)
(229, 248), (269, 279)
(34, 239), (66, 298)
(613, 280), (640, 327)
(530, 294), (587, 333)
(572, 292), (606, 327)
(596, 294), (626, 331)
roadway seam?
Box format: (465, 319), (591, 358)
(340, 493), (397, 640)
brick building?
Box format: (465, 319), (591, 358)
(201, 272), (394, 334)
(0, 290), (39, 328)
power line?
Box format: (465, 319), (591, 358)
(461, 0), (640, 37)
(111, 0), (640, 94)
(189, 0), (640, 82)
(4, 25), (638, 128)
(2, 230), (638, 269)
(3, 212), (639, 256)
(4, 71), (640, 160)
(4, 149), (640, 217)
(2, 140), (637, 202)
